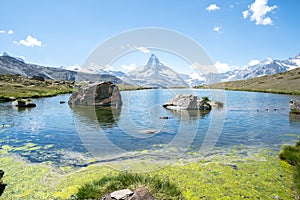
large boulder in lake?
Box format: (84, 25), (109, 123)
(163, 94), (212, 111)
(290, 98), (300, 114)
(68, 82), (122, 107)
(163, 94), (198, 110)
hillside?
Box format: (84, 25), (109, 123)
(203, 67), (300, 95)
(0, 74), (76, 102)
(0, 54), (124, 84)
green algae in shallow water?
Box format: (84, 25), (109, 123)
(14, 143), (41, 151)
(0, 149), (296, 200)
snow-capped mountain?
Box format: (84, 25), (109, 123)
(2, 52), (25, 63)
(179, 73), (205, 86)
(207, 54), (300, 83)
(125, 54), (188, 87)
(65, 53), (300, 86)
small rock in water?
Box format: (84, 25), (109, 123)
(12, 99), (36, 108)
(60, 101), (66, 104)
(141, 130), (161, 134)
(159, 116), (169, 119)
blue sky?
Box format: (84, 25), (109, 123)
(0, 0), (299, 73)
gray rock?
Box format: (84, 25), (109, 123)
(290, 98), (300, 113)
(68, 82), (122, 107)
(163, 94), (198, 110)
(102, 187), (154, 200)
(12, 99), (36, 108)
(197, 99), (212, 111)
(110, 189), (133, 199)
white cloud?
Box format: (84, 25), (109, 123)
(0, 30), (5, 34)
(19, 35), (42, 47)
(242, 10), (249, 18)
(215, 61), (238, 73)
(135, 46), (150, 54)
(206, 4), (220, 11)
(248, 59), (260, 66)
(122, 64), (136, 71)
(242, 0), (277, 25)
(8, 30), (14, 35)
(213, 26), (221, 32)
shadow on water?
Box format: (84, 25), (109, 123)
(72, 106), (121, 128)
(289, 112), (300, 125)
(166, 109), (210, 120)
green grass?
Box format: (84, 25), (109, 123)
(0, 74), (76, 101)
(117, 84), (155, 91)
(76, 173), (183, 200)
(279, 140), (300, 195)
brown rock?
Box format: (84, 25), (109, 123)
(130, 188), (154, 200)
(68, 82), (122, 107)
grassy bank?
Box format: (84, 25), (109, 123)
(198, 67), (300, 95)
(117, 84), (154, 91)
(0, 147), (296, 199)
(0, 74), (76, 102)
(279, 140), (300, 197)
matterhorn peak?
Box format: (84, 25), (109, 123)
(2, 52), (10, 57)
(147, 53), (160, 66)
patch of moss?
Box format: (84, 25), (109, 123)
(0, 148), (296, 199)
(279, 140), (300, 195)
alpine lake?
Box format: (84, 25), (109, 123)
(0, 88), (300, 199)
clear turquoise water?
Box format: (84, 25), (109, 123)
(0, 89), (299, 166)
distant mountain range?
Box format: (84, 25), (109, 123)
(0, 53), (124, 84)
(1, 52), (299, 87)
(95, 53), (300, 86)
(214, 54), (300, 83)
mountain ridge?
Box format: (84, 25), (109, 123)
(0, 53), (124, 84)
(204, 66), (300, 95)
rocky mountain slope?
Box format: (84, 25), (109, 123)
(0, 53), (124, 84)
(124, 54), (188, 87)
